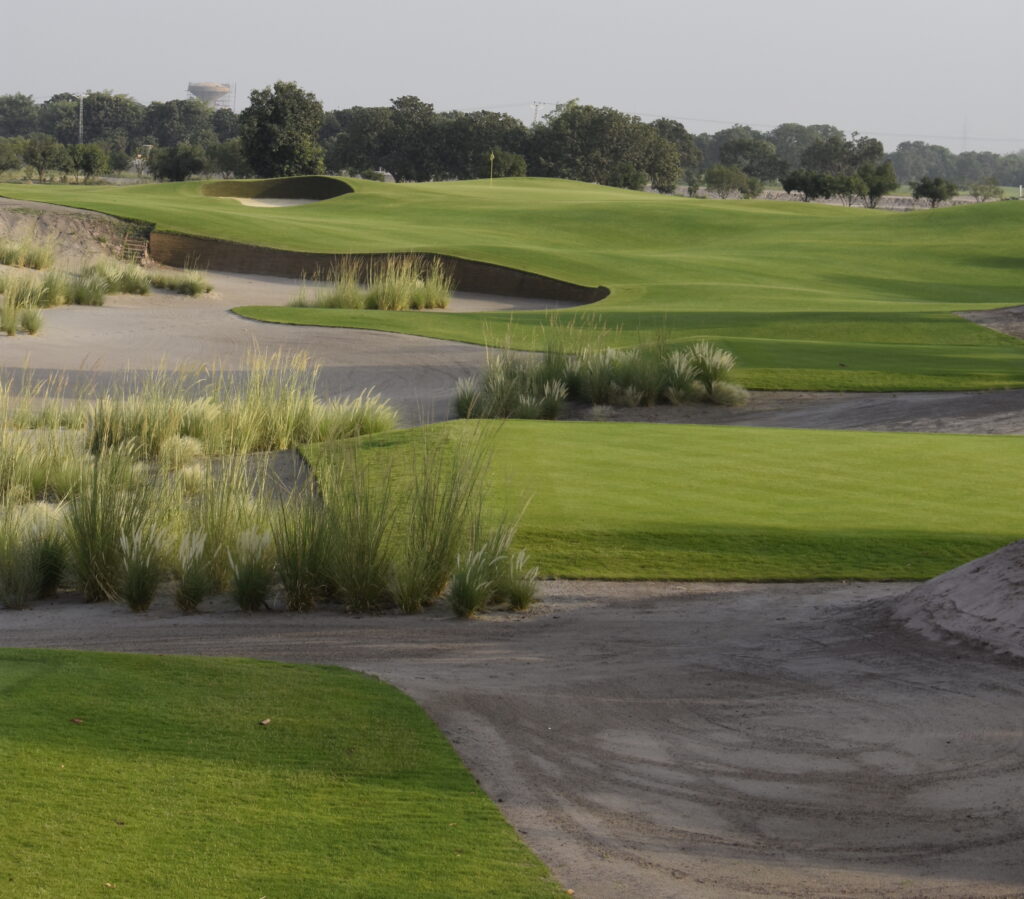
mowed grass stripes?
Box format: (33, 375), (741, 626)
(3, 177), (1022, 391)
(319, 421), (1024, 581)
(0, 650), (560, 898)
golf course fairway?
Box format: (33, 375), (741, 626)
(310, 420), (1024, 581)
(2, 177), (1022, 391)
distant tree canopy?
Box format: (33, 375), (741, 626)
(1, 86), (1020, 193)
(239, 81), (325, 178)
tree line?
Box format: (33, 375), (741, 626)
(1, 85), (1021, 198)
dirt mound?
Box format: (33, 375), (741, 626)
(892, 539), (1024, 656)
(0, 197), (137, 267)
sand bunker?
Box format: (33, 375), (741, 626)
(230, 198), (317, 208)
(893, 540), (1024, 657)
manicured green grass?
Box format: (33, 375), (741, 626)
(310, 421), (1024, 580)
(1, 178), (1022, 390)
(0, 649), (559, 897)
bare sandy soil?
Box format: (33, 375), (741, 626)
(0, 269), (562, 423)
(3, 582), (1024, 898)
(4, 196), (1024, 897)
(960, 306), (1024, 341)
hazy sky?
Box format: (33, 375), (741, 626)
(6, 0), (1022, 153)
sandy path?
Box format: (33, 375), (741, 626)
(567, 388), (1024, 435)
(3, 583), (1023, 898)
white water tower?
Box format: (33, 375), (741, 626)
(187, 82), (234, 109)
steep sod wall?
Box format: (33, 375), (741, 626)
(200, 176), (353, 201)
(149, 231), (609, 304)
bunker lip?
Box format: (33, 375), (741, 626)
(230, 198), (318, 208)
(200, 175), (353, 202)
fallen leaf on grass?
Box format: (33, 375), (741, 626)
(259, 718), (271, 726)
(70, 718), (84, 725)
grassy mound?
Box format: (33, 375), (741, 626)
(0, 649), (559, 897)
(2, 177), (1022, 390)
(309, 420), (1024, 581)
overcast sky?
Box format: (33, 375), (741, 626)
(5, 0), (1021, 153)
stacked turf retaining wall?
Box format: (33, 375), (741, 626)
(200, 176), (354, 201)
(148, 231), (610, 304)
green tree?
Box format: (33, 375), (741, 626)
(650, 118), (701, 172)
(0, 136), (25, 171)
(0, 93), (38, 137)
(68, 142), (109, 182)
(720, 134), (785, 180)
(145, 99), (215, 147)
(324, 105), (393, 174)
(207, 138), (253, 178)
(23, 134), (68, 181)
(911, 176), (958, 208)
(530, 101), (679, 192)
(704, 164), (750, 198)
(148, 143), (207, 181)
(967, 177), (1003, 203)
(856, 160), (898, 208)
(780, 169), (836, 201)
(239, 81), (325, 178)
(768, 123), (843, 169)
(381, 96), (439, 182)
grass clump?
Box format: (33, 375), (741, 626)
(18, 306), (42, 335)
(271, 491), (330, 611)
(149, 266), (213, 296)
(290, 256), (453, 311)
(69, 271), (107, 306)
(229, 529), (275, 611)
(83, 258), (150, 295)
(173, 532), (216, 613)
(457, 324), (747, 419)
(0, 502), (67, 609)
(0, 235), (54, 269)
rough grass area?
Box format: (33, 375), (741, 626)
(309, 421), (1024, 581)
(2, 177), (1022, 391)
(0, 649), (560, 897)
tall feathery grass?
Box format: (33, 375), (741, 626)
(149, 266), (213, 296)
(456, 320), (748, 418)
(0, 352), (536, 618)
(290, 256), (453, 311)
(0, 235), (55, 270)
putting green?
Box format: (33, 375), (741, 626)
(310, 420), (1024, 581)
(2, 177), (1022, 390)
(0, 649), (559, 897)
